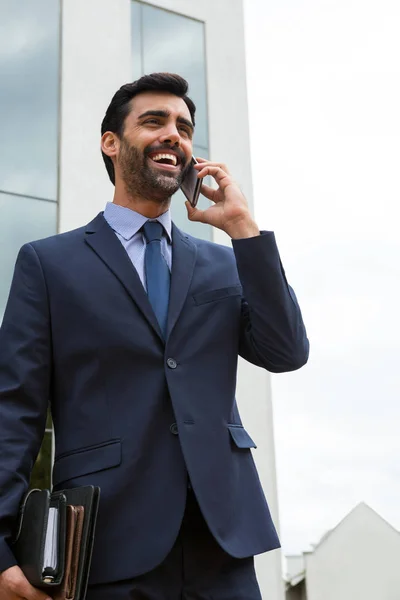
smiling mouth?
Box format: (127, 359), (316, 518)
(148, 152), (181, 168)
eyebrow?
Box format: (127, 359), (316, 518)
(137, 110), (194, 133)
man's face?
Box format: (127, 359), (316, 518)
(116, 91), (194, 201)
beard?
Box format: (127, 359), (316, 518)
(118, 137), (190, 204)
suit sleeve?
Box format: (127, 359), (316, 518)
(0, 243), (51, 572)
(233, 231), (309, 373)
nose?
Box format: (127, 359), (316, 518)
(159, 123), (181, 146)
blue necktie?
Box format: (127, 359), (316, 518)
(143, 221), (170, 338)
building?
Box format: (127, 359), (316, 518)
(285, 555), (307, 600)
(285, 502), (400, 600)
(0, 0), (284, 597)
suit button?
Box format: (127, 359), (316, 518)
(170, 423), (179, 435)
(167, 358), (177, 369)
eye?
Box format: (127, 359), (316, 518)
(179, 126), (191, 138)
(144, 118), (160, 125)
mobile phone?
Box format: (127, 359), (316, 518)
(180, 156), (202, 208)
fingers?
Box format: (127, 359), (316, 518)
(199, 183), (216, 202)
(194, 159), (230, 175)
(193, 159), (233, 200)
(195, 165), (232, 193)
(29, 584), (52, 600)
(0, 565), (51, 600)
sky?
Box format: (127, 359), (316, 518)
(244, 0), (400, 555)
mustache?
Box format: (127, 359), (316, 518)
(144, 144), (187, 166)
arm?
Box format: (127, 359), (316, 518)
(233, 232), (309, 372)
(186, 158), (309, 373)
(0, 243), (51, 572)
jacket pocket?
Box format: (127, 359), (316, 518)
(193, 285), (242, 306)
(52, 439), (122, 486)
(227, 424), (257, 449)
(193, 285), (242, 305)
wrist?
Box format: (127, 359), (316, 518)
(225, 216), (260, 239)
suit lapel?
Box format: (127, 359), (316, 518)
(167, 224), (197, 338)
(84, 213), (163, 341)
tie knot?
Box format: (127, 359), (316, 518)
(143, 220), (163, 243)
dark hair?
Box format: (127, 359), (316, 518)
(101, 73), (196, 185)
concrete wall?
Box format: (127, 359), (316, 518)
(59, 1), (283, 597)
(305, 503), (400, 600)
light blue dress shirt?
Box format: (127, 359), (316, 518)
(103, 202), (172, 290)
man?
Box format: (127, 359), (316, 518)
(0, 73), (309, 599)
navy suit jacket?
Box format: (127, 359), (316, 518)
(0, 213), (309, 584)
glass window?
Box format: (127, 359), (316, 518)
(0, 2), (60, 492)
(0, 192), (57, 318)
(0, 0), (60, 201)
(132, 2), (208, 150)
(0, 192), (57, 493)
(141, 5), (208, 151)
(131, 2), (211, 240)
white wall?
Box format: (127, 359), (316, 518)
(305, 504), (400, 600)
(59, 0), (132, 230)
(285, 555), (305, 581)
(59, 1), (282, 597)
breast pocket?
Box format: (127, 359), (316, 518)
(193, 285), (242, 306)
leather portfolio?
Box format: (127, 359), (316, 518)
(13, 485), (100, 600)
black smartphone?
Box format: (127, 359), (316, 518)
(180, 156), (202, 208)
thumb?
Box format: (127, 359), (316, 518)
(19, 578), (52, 600)
(185, 201), (205, 223)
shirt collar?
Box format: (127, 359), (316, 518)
(103, 202), (172, 243)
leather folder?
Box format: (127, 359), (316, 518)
(13, 485), (100, 600)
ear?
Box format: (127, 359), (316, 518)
(101, 131), (119, 158)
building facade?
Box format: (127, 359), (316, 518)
(0, 1), (283, 597)
(285, 503), (400, 600)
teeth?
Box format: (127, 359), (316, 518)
(151, 153), (178, 166)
